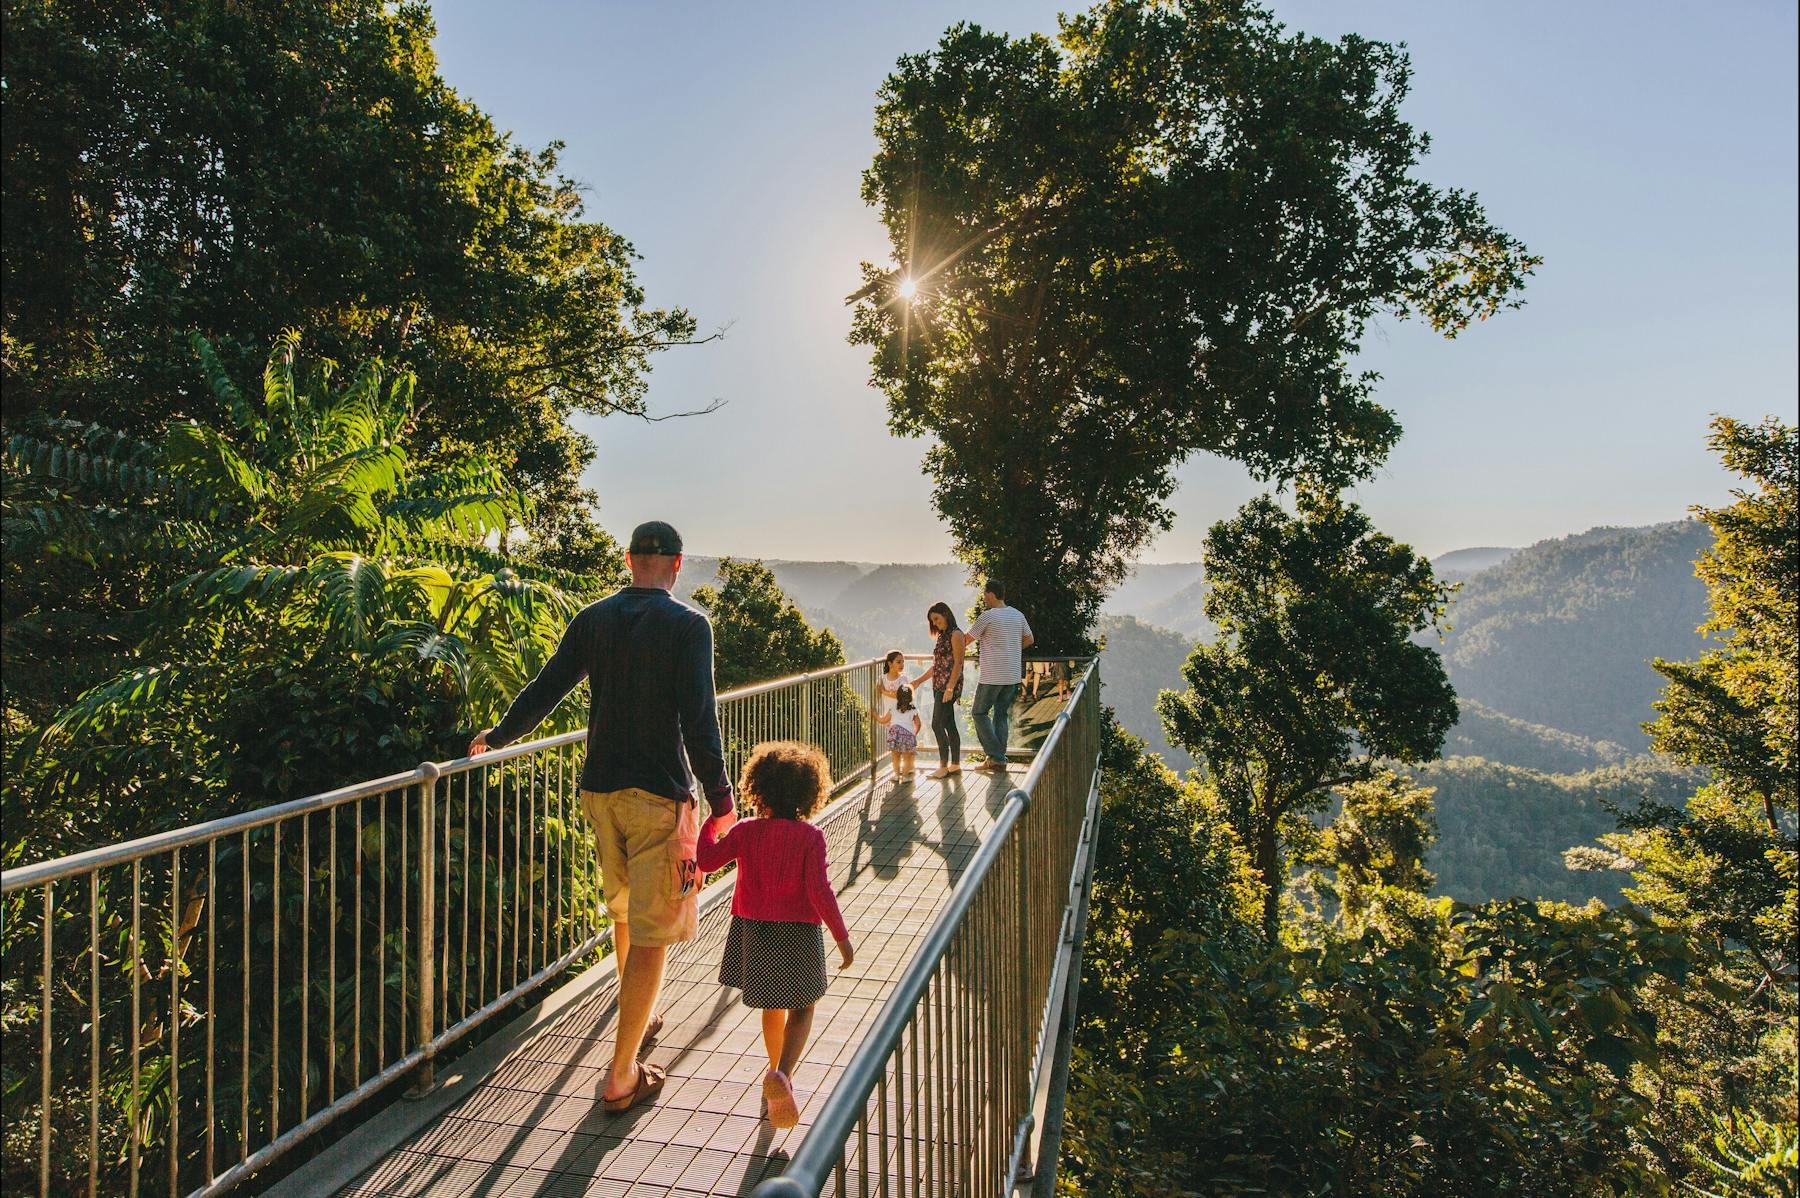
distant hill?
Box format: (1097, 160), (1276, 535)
(1138, 576), (1213, 639)
(1093, 614), (1197, 772)
(1435, 520), (1712, 750)
(1443, 698), (1637, 775)
(1433, 546), (1519, 579)
(1101, 563), (1205, 619)
(1417, 756), (1698, 905)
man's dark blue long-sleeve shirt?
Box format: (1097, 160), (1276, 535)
(486, 587), (732, 813)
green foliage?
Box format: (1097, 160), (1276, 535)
(1, 0), (699, 550)
(1416, 755), (1698, 906)
(2, 336), (595, 860)
(1306, 769), (1438, 933)
(852, 0), (1536, 651)
(1692, 1115), (1798, 1197)
(1063, 728), (1705, 1197)
(690, 558), (846, 690)
(1606, 417), (1797, 990)
(1160, 489), (1458, 940)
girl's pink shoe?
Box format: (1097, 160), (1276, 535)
(764, 1068), (799, 1129)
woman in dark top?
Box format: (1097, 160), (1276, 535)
(914, 602), (968, 780)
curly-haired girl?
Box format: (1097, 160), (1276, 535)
(696, 740), (855, 1128)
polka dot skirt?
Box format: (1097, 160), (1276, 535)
(718, 915), (828, 1009)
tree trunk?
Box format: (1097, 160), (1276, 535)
(1256, 817), (1282, 945)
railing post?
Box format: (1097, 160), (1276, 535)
(409, 761), (440, 1097)
(800, 674), (813, 743)
(867, 665), (880, 791)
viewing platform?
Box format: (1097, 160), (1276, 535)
(2, 657), (1103, 1198)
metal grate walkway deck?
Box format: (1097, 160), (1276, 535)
(304, 765), (1021, 1198)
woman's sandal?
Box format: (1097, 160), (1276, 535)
(763, 1068), (800, 1129)
(643, 1014), (664, 1045)
(602, 1061), (666, 1114)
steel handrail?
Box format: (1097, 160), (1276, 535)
(0, 653), (891, 1198)
(754, 657), (1100, 1197)
(1, 658), (890, 893)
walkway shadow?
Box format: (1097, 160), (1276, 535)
(735, 1121), (789, 1196)
(844, 778), (922, 887)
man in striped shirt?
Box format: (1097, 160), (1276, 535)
(964, 579), (1034, 773)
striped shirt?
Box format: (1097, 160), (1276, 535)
(966, 604), (1033, 685)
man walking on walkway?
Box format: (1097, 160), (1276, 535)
(469, 520), (733, 1113)
(965, 579), (1033, 773)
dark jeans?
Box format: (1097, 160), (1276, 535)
(931, 686), (962, 764)
(970, 682), (1019, 762)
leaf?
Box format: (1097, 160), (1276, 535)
(1581, 1034), (1638, 1080)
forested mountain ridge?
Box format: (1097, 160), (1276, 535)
(1434, 519), (1712, 749)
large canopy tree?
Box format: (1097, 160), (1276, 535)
(1, 0), (706, 555)
(2, 335), (596, 858)
(1159, 489), (1458, 941)
(851, 0), (1538, 650)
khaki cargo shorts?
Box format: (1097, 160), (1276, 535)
(579, 787), (701, 947)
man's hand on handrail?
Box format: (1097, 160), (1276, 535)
(468, 728), (494, 756)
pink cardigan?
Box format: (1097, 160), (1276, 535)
(698, 816), (849, 943)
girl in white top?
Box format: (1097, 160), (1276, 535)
(875, 649), (906, 723)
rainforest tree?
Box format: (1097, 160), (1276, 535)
(851, 0), (1538, 650)
(1159, 488), (1458, 941)
(1, 0), (706, 556)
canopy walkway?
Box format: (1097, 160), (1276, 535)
(2, 657), (1103, 1198)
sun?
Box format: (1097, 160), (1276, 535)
(897, 276), (918, 301)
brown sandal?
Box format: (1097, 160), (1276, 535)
(602, 1061), (666, 1114)
(643, 1014), (664, 1045)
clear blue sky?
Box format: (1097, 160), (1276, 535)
(431, 1), (1797, 563)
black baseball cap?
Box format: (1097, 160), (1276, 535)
(627, 520), (683, 557)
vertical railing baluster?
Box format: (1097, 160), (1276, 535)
(377, 791), (386, 1066)
(526, 754), (537, 980)
(271, 824), (281, 1141)
(39, 880), (54, 1198)
(298, 819), (309, 1126)
(130, 859), (141, 1198)
(400, 787), (409, 1056)
(441, 771), (451, 1032)
(90, 872), (100, 1198)
(327, 809), (336, 1106)
(461, 772), (472, 1022)
(353, 799), (364, 1091)
(415, 764), (438, 1092)
(206, 838), (217, 1183)
(169, 848), (181, 1198)
(480, 766), (490, 1007)
(239, 832), (249, 1165)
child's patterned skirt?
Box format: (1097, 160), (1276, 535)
(719, 916), (828, 1009)
(887, 724), (918, 752)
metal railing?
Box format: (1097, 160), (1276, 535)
(754, 658), (1104, 1198)
(0, 658), (884, 1198)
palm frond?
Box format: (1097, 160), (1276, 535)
(395, 539), (596, 594)
(310, 551), (394, 653)
(162, 421), (272, 507)
(189, 333), (261, 434)
(373, 622), (470, 690)
(36, 663), (188, 748)
(5, 430), (242, 523)
(165, 563), (309, 612)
